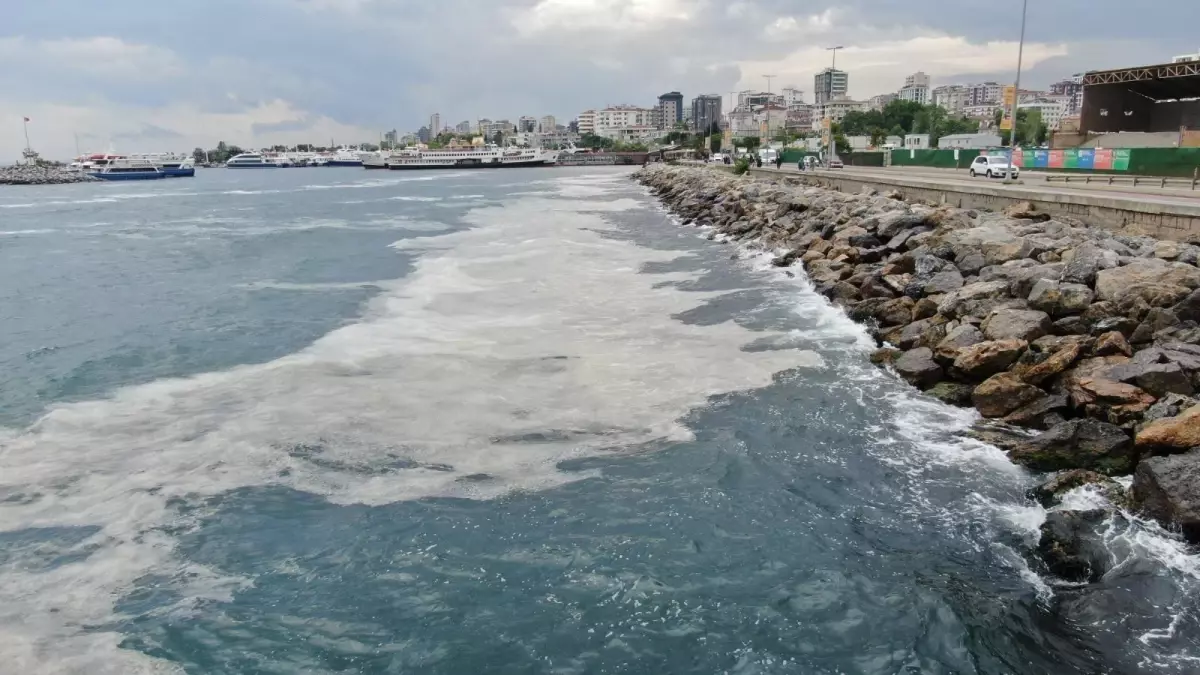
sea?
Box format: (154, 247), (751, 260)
(0, 166), (1197, 674)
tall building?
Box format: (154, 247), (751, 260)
(782, 87), (805, 108)
(968, 82), (1003, 106)
(429, 114), (441, 137)
(1049, 74), (1085, 116)
(383, 129), (398, 145)
(577, 110), (597, 135)
(690, 95), (722, 133)
(899, 72), (931, 105)
(455, 120), (472, 134)
(868, 93), (897, 111)
(816, 97), (867, 125)
(518, 116), (537, 133)
(931, 85), (968, 114)
(417, 126), (431, 143)
(814, 68), (849, 105)
(539, 115), (557, 133)
(657, 91), (684, 128)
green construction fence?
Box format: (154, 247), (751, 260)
(889, 149), (982, 169)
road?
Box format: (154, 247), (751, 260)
(748, 163), (1200, 209)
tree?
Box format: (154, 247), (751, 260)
(710, 136), (722, 153)
(192, 147), (206, 164)
(491, 131), (504, 146)
(832, 133), (850, 155)
(993, 107), (1005, 130)
(738, 136), (761, 151)
(868, 127), (887, 148)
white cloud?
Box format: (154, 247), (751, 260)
(763, 9), (836, 41)
(0, 36), (182, 80)
(519, 0), (692, 35)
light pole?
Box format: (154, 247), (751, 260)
(1004, 0), (1027, 184)
(763, 74), (775, 147)
(824, 46), (843, 166)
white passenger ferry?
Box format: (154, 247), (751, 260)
(384, 145), (557, 170)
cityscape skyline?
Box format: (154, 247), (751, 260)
(3, 0), (1196, 160)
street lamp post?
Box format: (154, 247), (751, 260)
(824, 46), (843, 167)
(1004, 0), (1028, 184)
(763, 74), (775, 147)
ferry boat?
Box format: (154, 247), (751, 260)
(87, 157), (166, 181)
(327, 148), (364, 167)
(226, 153), (281, 168)
(361, 151), (389, 170)
(129, 153), (195, 177)
(384, 145), (558, 170)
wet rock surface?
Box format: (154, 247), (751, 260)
(636, 164), (1200, 538)
(0, 163), (100, 185)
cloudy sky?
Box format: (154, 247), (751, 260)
(3, 0), (1195, 160)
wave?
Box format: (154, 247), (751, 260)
(0, 173), (822, 672)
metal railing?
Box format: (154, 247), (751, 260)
(1042, 172), (1199, 190)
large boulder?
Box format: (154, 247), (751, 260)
(1038, 510), (1111, 582)
(1094, 260), (1200, 302)
(893, 347), (943, 388)
(1131, 449), (1200, 543)
(982, 308), (1052, 342)
(875, 297), (916, 326)
(1075, 377), (1156, 426)
(1003, 393), (1069, 430)
(923, 268), (965, 295)
(952, 338), (1027, 379)
(1135, 405), (1200, 455)
(936, 281), (1012, 319)
(925, 381), (975, 406)
(1028, 469), (1116, 507)
(1115, 283), (1193, 321)
(1173, 288), (1200, 323)
(1091, 331), (1133, 358)
(1008, 418), (1136, 474)
(972, 373), (1046, 418)
(1027, 279), (1094, 317)
(1060, 242), (1114, 286)
(1011, 342), (1083, 385)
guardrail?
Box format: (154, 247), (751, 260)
(1043, 173), (1199, 190)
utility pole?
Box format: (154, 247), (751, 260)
(1004, 0), (1028, 184)
(763, 75), (775, 145)
(824, 46), (843, 166)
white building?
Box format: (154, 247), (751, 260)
(937, 132), (1002, 149)
(539, 115), (557, 133)
(518, 116), (538, 133)
(577, 110), (597, 135)
(963, 104), (1001, 121)
(932, 85), (969, 114)
(815, 96), (867, 126)
(782, 87), (805, 108)
(429, 113), (441, 137)
(899, 72), (931, 105)
(868, 93), (897, 111)
(902, 134), (931, 150)
(455, 120), (472, 134)
(814, 68), (849, 105)
(594, 106), (655, 130)
(968, 82), (1003, 106)
(1172, 51), (1200, 64)
(1019, 98), (1069, 130)
(595, 126), (657, 144)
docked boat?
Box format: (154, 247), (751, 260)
(87, 157), (166, 181)
(361, 151), (389, 170)
(384, 145), (557, 170)
(129, 153), (195, 177)
(226, 153), (280, 168)
(327, 148), (364, 167)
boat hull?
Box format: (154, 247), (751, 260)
(226, 164), (280, 169)
(326, 160), (363, 167)
(386, 159), (555, 170)
(161, 167), (195, 177)
(88, 171), (166, 181)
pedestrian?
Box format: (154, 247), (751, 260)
(775, 156), (783, 170)
(755, 155), (762, 168)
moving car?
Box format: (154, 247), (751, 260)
(827, 158), (844, 169)
(969, 155), (1020, 179)
(710, 153), (725, 163)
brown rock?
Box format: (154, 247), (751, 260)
(926, 381), (975, 406)
(952, 339), (1028, 379)
(1061, 356), (1133, 406)
(1004, 201), (1050, 221)
(801, 250), (825, 264)
(870, 347), (903, 367)
(973, 373), (1046, 418)
(1092, 331), (1132, 358)
(1012, 342), (1083, 385)
(912, 296), (940, 320)
(1094, 261), (1200, 302)
(1003, 393), (1070, 430)
(875, 297), (916, 326)
(894, 347), (944, 389)
(934, 324), (986, 364)
(1136, 406), (1200, 454)
(982, 308), (1052, 342)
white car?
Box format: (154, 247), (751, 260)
(710, 153), (725, 163)
(969, 155), (1019, 179)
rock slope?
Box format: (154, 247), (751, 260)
(636, 164), (1200, 550)
(0, 164), (100, 185)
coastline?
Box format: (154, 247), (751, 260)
(634, 163), (1200, 580)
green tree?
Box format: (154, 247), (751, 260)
(491, 131), (504, 146)
(832, 133), (850, 155)
(868, 127), (887, 148)
(710, 136), (722, 153)
(737, 136), (761, 151)
(192, 147), (206, 164)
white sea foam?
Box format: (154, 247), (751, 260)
(0, 172), (820, 671)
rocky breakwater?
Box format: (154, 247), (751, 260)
(0, 163), (100, 185)
(636, 164), (1200, 581)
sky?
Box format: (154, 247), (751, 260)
(2, 0), (1196, 160)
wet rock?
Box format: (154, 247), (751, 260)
(893, 348), (943, 388)
(973, 373), (1046, 418)
(926, 381), (975, 406)
(870, 347), (902, 367)
(1011, 342), (1083, 385)
(1131, 449), (1200, 543)
(1003, 393), (1070, 430)
(875, 297), (916, 326)
(963, 423), (1036, 452)
(1135, 405), (1200, 455)
(952, 339), (1027, 379)
(982, 309), (1052, 342)
(826, 281), (862, 303)
(1008, 418), (1135, 474)
(1027, 279), (1094, 317)
(1092, 331), (1132, 358)
(1029, 469), (1119, 507)
(934, 324), (986, 363)
(1038, 509), (1111, 582)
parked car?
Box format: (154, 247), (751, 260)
(710, 153), (724, 164)
(969, 155), (1019, 179)
(827, 158), (844, 169)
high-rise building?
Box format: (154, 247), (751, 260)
(657, 91), (684, 128)
(429, 113), (441, 137)
(967, 82), (1003, 106)
(539, 115), (557, 133)
(383, 129), (398, 145)
(931, 85), (968, 114)
(690, 95), (722, 133)
(455, 120), (472, 134)
(518, 116), (537, 133)
(1049, 74), (1085, 116)
(417, 126), (431, 143)
(868, 93), (897, 111)
(577, 110), (596, 135)
(781, 87), (805, 109)
(814, 68), (849, 105)
(899, 72), (931, 105)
